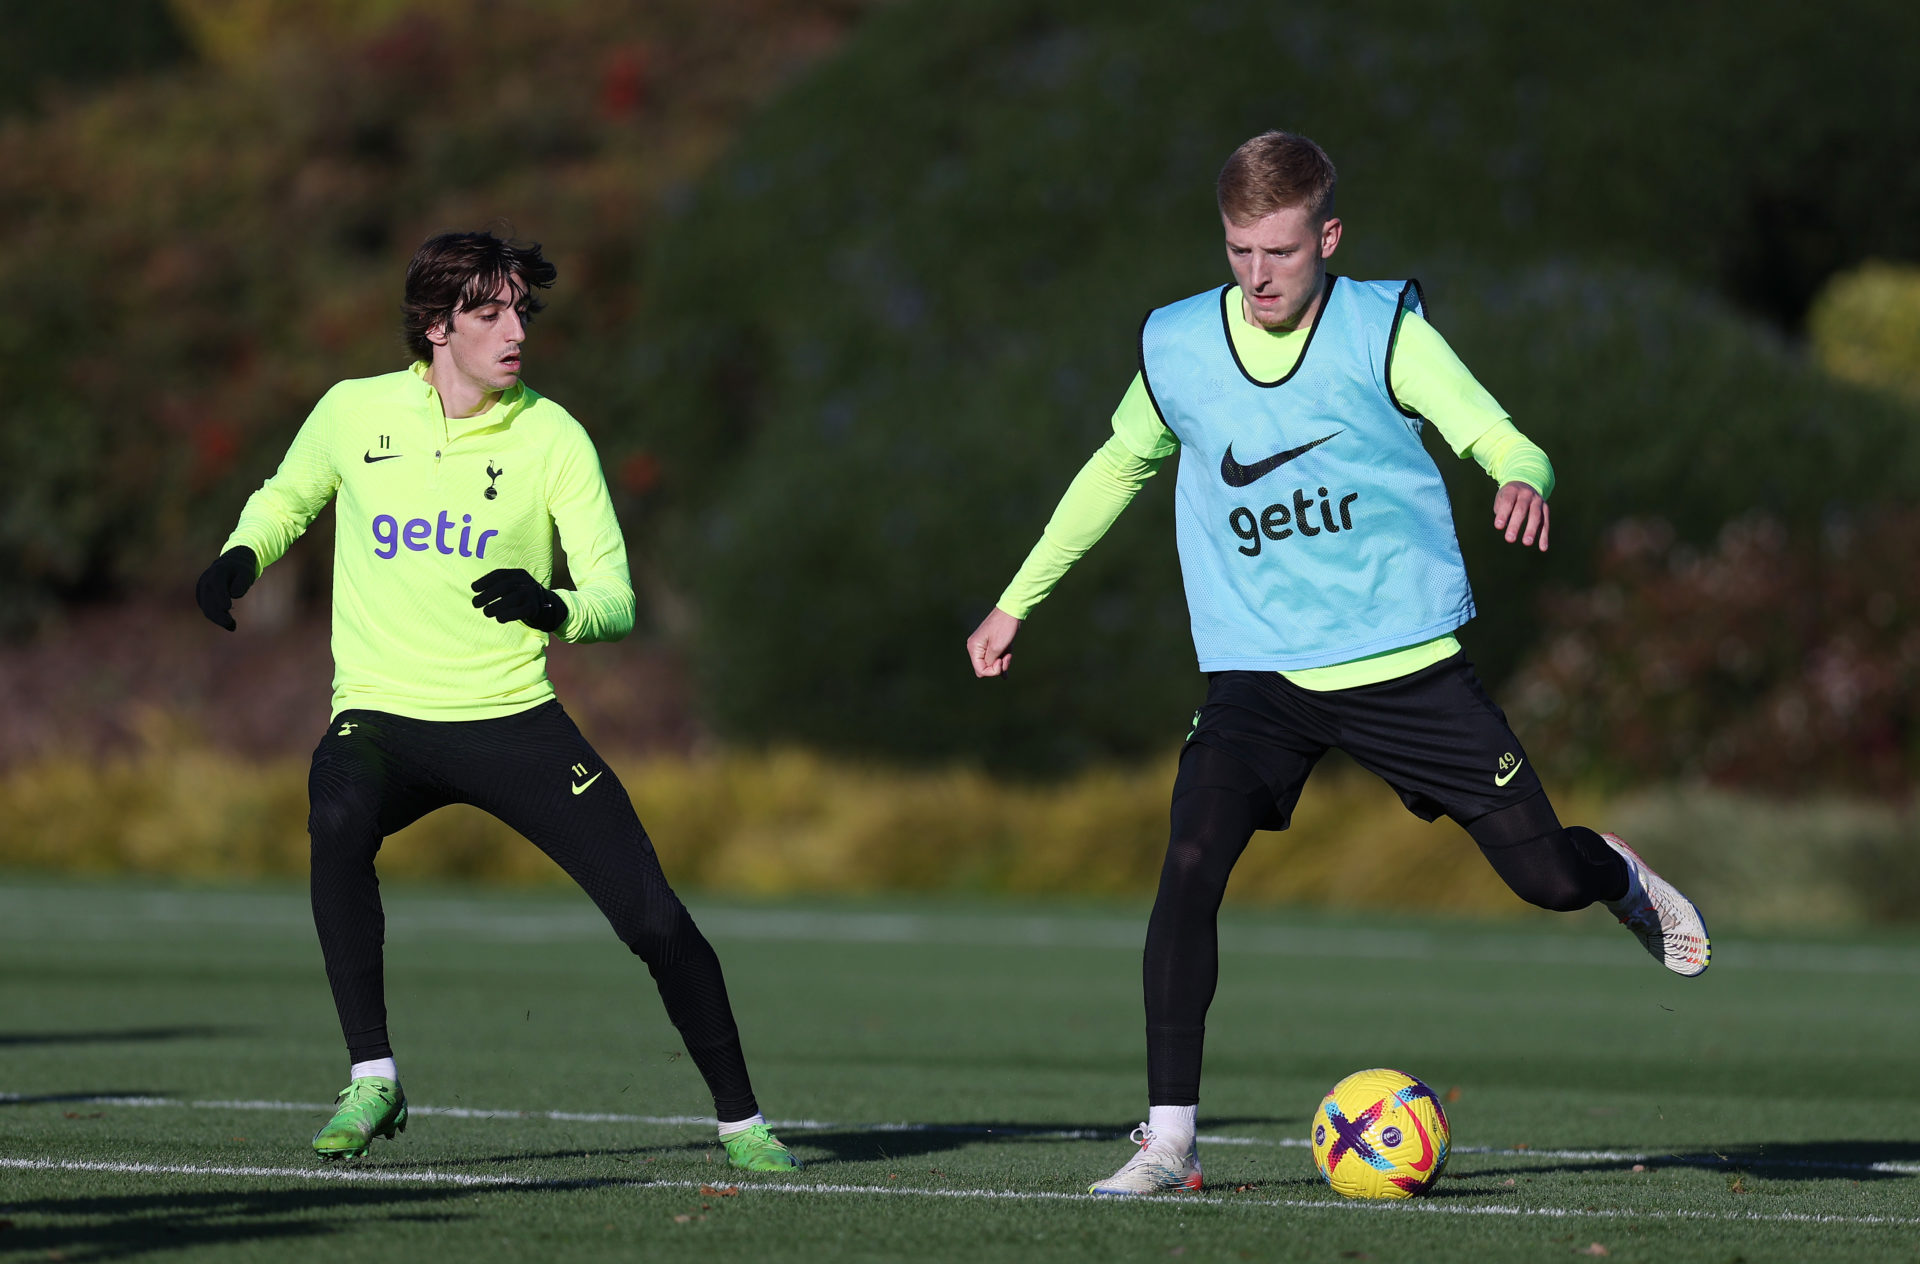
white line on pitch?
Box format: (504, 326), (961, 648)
(3, 1158), (1918, 1228)
(8, 1091), (1919, 1178)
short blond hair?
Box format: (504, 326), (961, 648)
(1216, 130), (1337, 226)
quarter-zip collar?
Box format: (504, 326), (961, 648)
(408, 360), (528, 441)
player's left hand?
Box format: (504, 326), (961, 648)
(471, 568), (567, 632)
(1492, 481), (1550, 552)
(195, 545), (258, 631)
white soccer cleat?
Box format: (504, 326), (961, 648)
(1600, 832), (1710, 977)
(1088, 1125), (1203, 1195)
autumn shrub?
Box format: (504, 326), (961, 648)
(1810, 261), (1920, 403)
(10, 736), (1920, 927)
(0, 741), (1523, 914)
(0, 0), (872, 631)
(1511, 512), (1920, 796)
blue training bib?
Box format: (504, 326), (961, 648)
(1140, 277), (1475, 671)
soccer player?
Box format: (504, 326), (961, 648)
(195, 230), (798, 1170)
(964, 132), (1709, 1196)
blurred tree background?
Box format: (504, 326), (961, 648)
(0, 0), (869, 634)
(617, 0), (1920, 778)
(3, 0), (1919, 837)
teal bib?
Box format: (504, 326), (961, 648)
(1140, 277), (1474, 671)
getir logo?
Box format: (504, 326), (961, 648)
(1227, 486), (1359, 557)
(372, 512), (498, 560)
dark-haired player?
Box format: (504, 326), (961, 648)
(196, 230), (798, 1170)
(965, 132), (1708, 1195)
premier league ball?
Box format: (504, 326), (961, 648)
(1310, 1068), (1451, 1199)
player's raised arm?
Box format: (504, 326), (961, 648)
(195, 394), (344, 630)
(968, 376), (1173, 678)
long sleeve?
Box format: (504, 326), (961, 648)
(996, 430), (1166, 620)
(1388, 310), (1554, 497)
(545, 420), (636, 644)
(1464, 419), (1554, 499)
(221, 394), (342, 571)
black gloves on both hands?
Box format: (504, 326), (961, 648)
(195, 546), (258, 631)
(196, 550), (562, 635)
(470, 568), (568, 633)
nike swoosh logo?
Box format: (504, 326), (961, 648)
(1385, 1100), (1440, 1193)
(570, 771), (603, 795)
(1402, 1101), (1437, 1173)
(363, 452), (403, 463)
(1494, 759), (1526, 787)
(1219, 431), (1341, 487)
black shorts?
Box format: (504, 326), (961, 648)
(1184, 654), (1544, 831)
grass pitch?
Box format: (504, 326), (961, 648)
(4, 878), (1919, 1263)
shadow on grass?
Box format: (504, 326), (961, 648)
(1461, 1139), (1920, 1183)
(0, 1187), (474, 1262)
(1201, 1115), (1305, 1131)
(384, 1127), (1125, 1168)
(364, 1145), (666, 1169)
(0, 1091), (172, 1108)
(0, 1026), (243, 1048)
(787, 1117), (1298, 1164)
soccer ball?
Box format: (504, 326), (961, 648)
(1310, 1068), (1451, 1198)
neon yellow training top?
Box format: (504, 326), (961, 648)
(222, 363), (635, 722)
(997, 289), (1553, 691)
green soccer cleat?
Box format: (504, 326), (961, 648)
(723, 1123), (800, 1171)
(311, 1076), (408, 1160)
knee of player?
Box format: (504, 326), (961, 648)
(1514, 875), (1593, 914)
(1158, 837), (1217, 886)
(618, 897), (697, 961)
(305, 790), (384, 850)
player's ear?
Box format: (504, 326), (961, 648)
(426, 318), (451, 347)
(1319, 217), (1343, 259)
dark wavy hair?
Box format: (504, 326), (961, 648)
(401, 230), (558, 362)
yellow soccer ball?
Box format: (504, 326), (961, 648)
(1310, 1068), (1451, 1199)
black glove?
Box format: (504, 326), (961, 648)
(195, 546), (258, 631)
(471, 568), (567, 632)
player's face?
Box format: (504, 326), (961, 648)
(430, 278), (530, 396)
(1223, 206), (1342, 332)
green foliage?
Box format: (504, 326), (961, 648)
(1421, 265), (1920, 681)
(618, 0), (1920, 769)
(0, 0), (867, 632)
(0, 1), (189, 116)
(1811, 261), (1920, 403)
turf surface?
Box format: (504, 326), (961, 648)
(3, 877), (1919, 1262)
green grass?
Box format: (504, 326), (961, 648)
(4, 877), (1920, 1262)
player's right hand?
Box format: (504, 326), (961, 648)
(195, 546), (259, 631)
(967, 607), (1022, 678)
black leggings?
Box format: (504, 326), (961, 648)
(306, 701), (758, 1120)
(1142, 741), (1626, 1106)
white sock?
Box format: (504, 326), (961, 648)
(1147, 1104), (1197, 1150)
(350, 1057), (398, 1084)
(717, 1112), (766, 1139)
